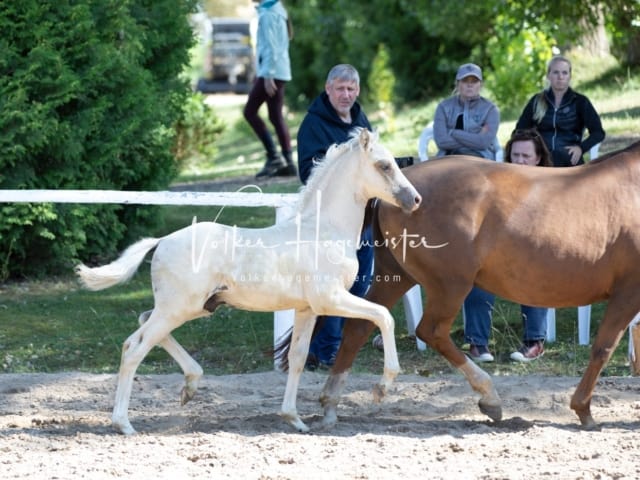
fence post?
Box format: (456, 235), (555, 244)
(273, 203), (296, 365)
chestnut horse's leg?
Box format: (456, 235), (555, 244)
(137, 310), (204, 405)
(319, 292), (402, 400)
(570, 293), (639, 429)
(415, 284), (502, 422)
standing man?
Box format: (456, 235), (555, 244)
(244, 0), (296, 178)
(297, 64), (373, 369)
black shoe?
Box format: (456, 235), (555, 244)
(255, 160), (286, 178)
(305, 353), (319, 371)
(318, 354), (336, 370)
(273, 163), (297, 177)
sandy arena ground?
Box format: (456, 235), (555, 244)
(1, 371), (640, 479)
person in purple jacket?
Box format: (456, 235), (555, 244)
(296, 64), (373, 370)
(244, 0), (296, 178)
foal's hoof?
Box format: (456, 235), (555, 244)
(372, 383), (387, 403)
(281, 413), (311, 433)
(479, 400), (502, 422)
(113, 420), (137, 436)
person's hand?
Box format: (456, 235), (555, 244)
(264, 77), (277, 97)
(565, 145), (583, 165)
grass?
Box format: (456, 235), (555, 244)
(1, 54), (639, 377)
(0, 275), (631, 377)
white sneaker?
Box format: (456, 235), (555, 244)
(468, 344), (494, 363)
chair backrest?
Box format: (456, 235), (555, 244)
(417, 122), (503, 163)
(417, 125), (433, 161)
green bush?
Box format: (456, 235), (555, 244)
(483, 27), (555, 116)
(173, 93), (225, 168)
(0, 0), (197, 279)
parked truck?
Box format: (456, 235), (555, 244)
(196, 17), (255, 94)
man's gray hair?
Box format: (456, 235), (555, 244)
(326, 64), (360, 85)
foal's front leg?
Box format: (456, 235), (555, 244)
(321, 292), (401, 402)
(280, 308), (316, 432)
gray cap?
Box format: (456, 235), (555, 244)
(456, 63), (482, 81)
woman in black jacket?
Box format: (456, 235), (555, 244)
(516, 55), (605, 167)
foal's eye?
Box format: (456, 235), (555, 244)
(378, 161), (392, 173)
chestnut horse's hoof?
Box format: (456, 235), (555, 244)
(321, 407), (338, 429)
(479, 400), (502, 422)
(180, 386), (196, 406)
(578, 413), (600, 431)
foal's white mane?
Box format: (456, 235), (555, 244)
(297, 127), (376, 213)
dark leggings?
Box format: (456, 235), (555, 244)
(243, 77), (291, 152)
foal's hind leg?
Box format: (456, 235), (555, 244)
(112, 310), (184, 435)
(138, 310), (203, 405)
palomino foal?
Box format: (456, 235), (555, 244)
(76, 128), (421, 434)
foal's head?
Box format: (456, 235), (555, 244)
(352, 128), (421, 213)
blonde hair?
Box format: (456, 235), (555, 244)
(533, 55), (573, 123)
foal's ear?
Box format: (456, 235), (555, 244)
(358, 128), (373, 151)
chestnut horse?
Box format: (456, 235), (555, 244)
(76, 128), (421, 434)
(312, 140), (640, 430)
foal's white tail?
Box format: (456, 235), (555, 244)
(75, 237), (161, 291)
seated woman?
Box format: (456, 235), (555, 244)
(433, 63), (501, 362)
(433, 62), (500, 160)
(463, 129), (552, 362)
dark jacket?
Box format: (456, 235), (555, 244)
(297, 92), (371, 184)
(516, 87), (605, 167)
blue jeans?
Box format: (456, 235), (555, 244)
(308, 226), (374, 364)
(520, 305), (548, 342)
(463, 287), (495, 346)
(463, 286), (548, 346)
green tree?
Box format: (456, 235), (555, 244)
(285, 0), (637, 112)
(484, 26), (555, 115)
(0, 0), (198, 279)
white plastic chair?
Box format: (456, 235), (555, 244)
(545, 142), (600, 344)
(417, 123), (503, 162)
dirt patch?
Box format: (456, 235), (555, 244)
(1, 371), (640, 479)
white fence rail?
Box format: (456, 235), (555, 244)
(0, 189), (299, 352)
(0, 189), (297, 208)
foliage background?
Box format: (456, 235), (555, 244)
(280, 0), (639, 113)
(2, 0), (640, 280)
(0, 0), (198, 279)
